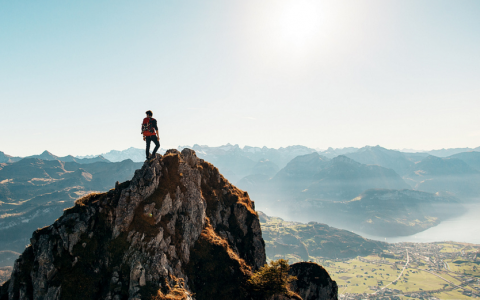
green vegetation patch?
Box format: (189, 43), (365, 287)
(260, 214), (386, 261)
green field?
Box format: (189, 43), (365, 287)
(318, 242), (480, 298)
(261, 214), (480, 298)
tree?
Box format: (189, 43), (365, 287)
(248, 259), (299, 299)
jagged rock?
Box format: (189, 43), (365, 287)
(0, 149), (337, 300)
(269, 262), (337, 300)
(289, 262), (338, 300)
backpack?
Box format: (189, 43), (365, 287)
(141, 117), (155, 134)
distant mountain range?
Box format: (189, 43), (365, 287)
(28, 150), (108, 164)
(187, 144), (317, 183)
(71, 144), (480, 183)
(317, 146), (480, 159)
(6, 143), (477, 186)
(342, 146), (417, 175)
(236, 146), (478, 236)
(79, 147), (165, 163)
(404, 155), (480, 200)
(76, 144), (316, 183)
(306, 155), (410, 201)
(448, 151), (480, 171)
(318, 147), (361, 159)
(4, 145), (480, 203)
(0, 150), (107, 164)
(251, 153), (410, 203)
(424, 147), (480, 157)
(2, 144), (479, 242)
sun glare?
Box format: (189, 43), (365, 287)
(275, 1), (323, 47)
(248, 0), (332, 64)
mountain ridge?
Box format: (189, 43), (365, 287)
(1, 149), (338, 300)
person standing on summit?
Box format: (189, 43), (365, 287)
(142, 110), (160, 160)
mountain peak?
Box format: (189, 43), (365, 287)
(1, 148), (337, 300)
(39, 150), (57, 158)
(26, 150), (59, 161)
(2, 149), (267, 299)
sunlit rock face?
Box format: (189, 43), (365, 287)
(0, 149), (265, 300)
(0, 149), (337, 300)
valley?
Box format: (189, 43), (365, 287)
(260, 213), (480, 299)
(1, 145), (479, 298)
(328, 242), (480, 299)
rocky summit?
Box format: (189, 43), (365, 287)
(0, 149), (337, 300)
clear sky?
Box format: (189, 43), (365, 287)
(1, 0), (479, 157)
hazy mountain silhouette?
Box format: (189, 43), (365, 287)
(342, 146), (414, 176)
(318, 147), (359, 159)
(425, 146), (480, 157)
(0, 152), (21, 164)
(449, 151), (480, 171)
(189, 144), (316, 183)
(265, 152), (330, 197)
(248, 158), (280, 177)
(80, 144), (316, 184)
(303, 156), (410, 201)
(74, 144), (480, 185)
(236, 159), (280, 192)
(402, 152), (429, 163)
(240, 153), (466, 236)
(405, 155), (480, 200)
(410, 155), (478, 176)
(90, 146), (159, 162)
(26, 150), (108, 164)
(252, 154), (409, 205)
(191, 144), (316, 168)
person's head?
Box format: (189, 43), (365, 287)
(146, 110), (153, 117)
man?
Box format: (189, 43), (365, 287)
(142, 110), (160, 160)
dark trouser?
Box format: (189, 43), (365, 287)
(146, 136), (160, 159)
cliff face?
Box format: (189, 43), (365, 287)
(0, 149), (337, 300)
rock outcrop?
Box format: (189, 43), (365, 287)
(0, 149), (337, 300)
(288, 262), (338, 300)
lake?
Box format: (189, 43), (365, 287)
(358, 204), (480, 244)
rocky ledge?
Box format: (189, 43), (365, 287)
(0, 149), (337, 300)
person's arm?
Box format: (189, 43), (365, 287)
(154, 119), (159, 139)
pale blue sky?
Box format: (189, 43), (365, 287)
(1, 0), (479, 156)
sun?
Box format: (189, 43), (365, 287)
(274, 1), (324, 47)
(247, 0), (331, 63)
